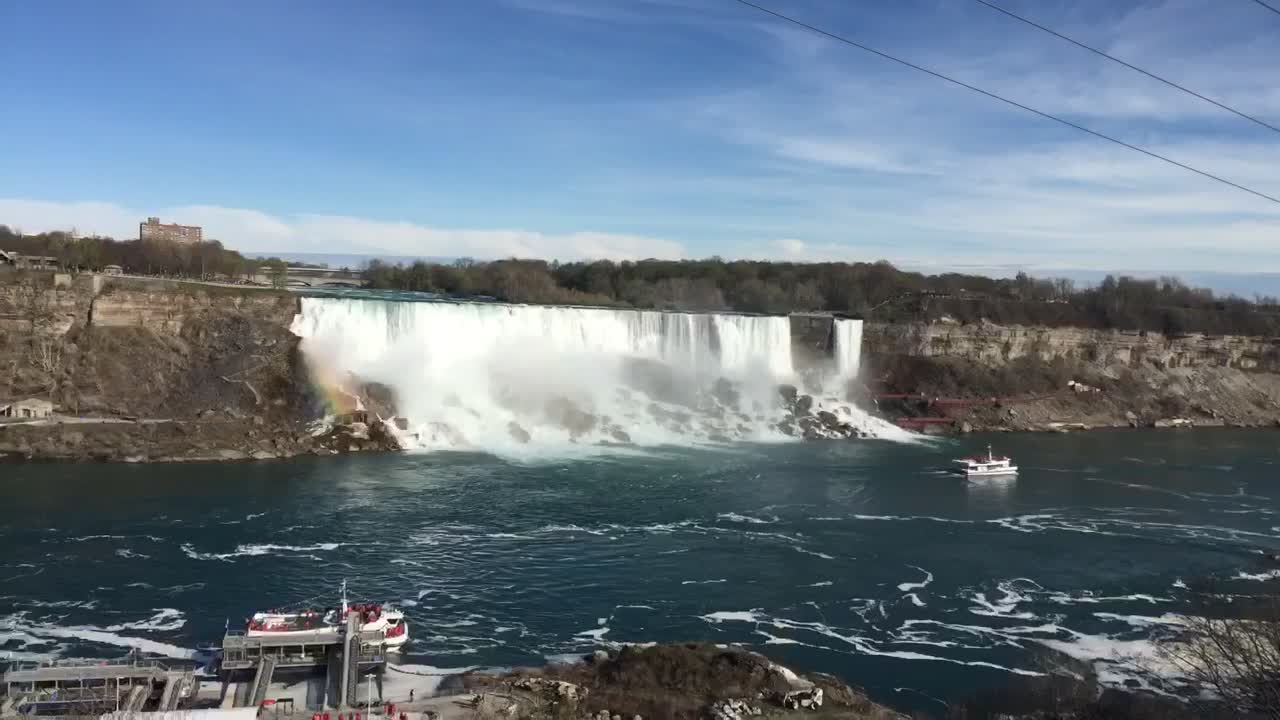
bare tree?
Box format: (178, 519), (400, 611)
(1156, 592), (1280, 718)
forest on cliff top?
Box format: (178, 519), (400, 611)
(362, 257), (1280, 337)
(5, 224), (1280, 337)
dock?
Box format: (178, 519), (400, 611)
(2, 615), (391, 715)
(2, 657), (195, 715)
(219, 611), (389, 710)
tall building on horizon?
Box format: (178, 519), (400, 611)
(139, 216), (202, 244)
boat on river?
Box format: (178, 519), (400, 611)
(246, 581), (408, 649)
(953, 445), (1018, 479)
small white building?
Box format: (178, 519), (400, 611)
(0, 398), (54, 419)
(103, 264), (124, 276)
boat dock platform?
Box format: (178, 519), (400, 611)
(2, 614), (389, 715)
(220, 610), (389, 709)
(2, 657), (195, 716)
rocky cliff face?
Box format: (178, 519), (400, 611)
(864, 320), (1280, 431)
(865, 321), (1280, 372)
(0, 274), (398, 461)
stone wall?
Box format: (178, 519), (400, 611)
(864, 321), (1280, 372)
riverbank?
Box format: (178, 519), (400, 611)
(390, 644), (904, 720)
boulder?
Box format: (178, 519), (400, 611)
(608, 428), (631, 444)
(508, 421), (531, 444)
(512, 677), (587, 706)
(794, 395), (814, 415)
(393, 417), (410, 431)
(781, 687), (823, 710)
(778, 384), (798, 406)
(1125, 410), (1139, 428)
(346, 421), (370, 440)
(710, 698), (760, 720)
(816, 410), (840, 429)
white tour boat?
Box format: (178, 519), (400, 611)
(245, 581), (409, 649)
(953, 445), (1018, 479)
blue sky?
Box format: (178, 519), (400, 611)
(2, 0), (1278, 272)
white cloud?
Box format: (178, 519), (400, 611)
(0, 198), (688, 262)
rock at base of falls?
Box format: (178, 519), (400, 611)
(508, 421), (531, 444)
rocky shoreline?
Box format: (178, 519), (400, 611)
(0, 414), (400, 463)
(408, 644), (903, 720)
(4, 372), (1278, 463)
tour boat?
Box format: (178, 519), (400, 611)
(245, 581), (409, 649)
(953, 445), (1018, 478)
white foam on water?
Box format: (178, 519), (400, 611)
(1046, 592), (1172, 605)
(854, 514), (972, 524)
(181, 542), (343, 561)
(537, 523), (609, 536)
(969, 580), (1039, 620)
(897, 566), (933, 592)
(681, 579), (727, 585)
(803, 581), (833, 587)
(3, 612), (193, 660)
(114, 549), (150, 560)
(1235, 569), (1280, 581)
(103, 608), (186, 632)
(717, 512), (779, 525)
(793, 547), (836, 560)
(755, 630), (806, 646)
(705, 610), (1044, 677)
(701, 610), (764, 623)
(575, 626), (610, 641)
(904, 593), (926, 608)
(1093, 613), (1188, 629)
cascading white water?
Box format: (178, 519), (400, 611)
(291, 297), (912, 453)
(833, 318), (864, 380)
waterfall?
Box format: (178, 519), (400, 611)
(833, 318), (864, 380)
(291, 297), (910, 453)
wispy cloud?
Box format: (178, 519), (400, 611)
(657, 0), (1280, 272)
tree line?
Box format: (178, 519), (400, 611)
(6, 222), (1277, 337)
(0, 225), (279, 280)
(362, 257), (1280, 337)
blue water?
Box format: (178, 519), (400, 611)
(3, 430), (1279, 714)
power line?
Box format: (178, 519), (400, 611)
(730, 0), (1280, 207)
(1251, 0), (1280, 18)
(971, 0), (1280, 136)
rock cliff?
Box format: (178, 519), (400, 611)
(864, 320), (1280, 431)
(0, 273), (398, 461)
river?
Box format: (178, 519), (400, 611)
(3, 429), (1278, 714)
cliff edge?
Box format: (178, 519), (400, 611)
(0, 273), (397, 461)
(865, 320), (1280, 431)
